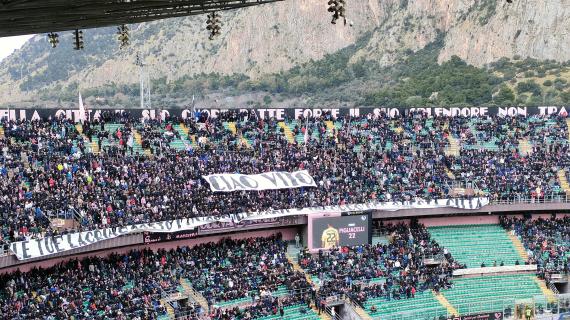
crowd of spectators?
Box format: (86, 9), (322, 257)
(500, 214), (570, 282)
(0, 111), (569, 250)
(299, 220), (463, 307)
(0, 234), (314, 320)
(0, 249), (173, 319)
(183, 236), (311, 305)
(211, 295), (311, 320)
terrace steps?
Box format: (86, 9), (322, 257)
(446, 135), (460, 157)
(224, 122), (251, 148)
(306, 305), (331, 320)
(363, 288), (446, 319)
(445, 167), (456, 179)
(558, 169), (570, 195)
(519, 139), (533, 155)
(174, 124), (196, 147)
(181, 278), (209, 312)
(258, 304), (321, 320)
(345, 298), (372, 320)
(278, 121), (295, 144)
(160, 299), (175, 319)
(506, 231), (529, 261)
(0, 126), (4, 138)
(533, 277), (557, 303)
(286, 251), (318, 290)
(324, 121), (335, 136)
(178, 123), (190, 136)
(226, 122), (238, 134)
(240, 136), (250, 148)
(132, 129), (151, 156)
(74, 123), (99, 154)
(433, 291), (458, 317)
(91, 140), (100, 154)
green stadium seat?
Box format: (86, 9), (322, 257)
(429, 224), (521, 267)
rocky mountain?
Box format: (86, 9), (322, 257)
(1, 0), (569, 107)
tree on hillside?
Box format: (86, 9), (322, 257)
(516, 80), (542, 96)
(494, 85), (515, 105)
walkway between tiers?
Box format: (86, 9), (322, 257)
(181, 278), (210, 313)
(433, 290), (459, 317)
(533, 277), (557, 303)
(278, 122), (295, 144)
(506, 230), (529, 261)
(286, 245), (318, 290)
(558, 169), (570, 195)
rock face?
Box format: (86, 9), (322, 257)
(439, 0), (570, 66)
(0, 0), (569, 104)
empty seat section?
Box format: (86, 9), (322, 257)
(443, 275), (545, 315)
(429, 224), (521, 267)
(363, 289), (447, 320)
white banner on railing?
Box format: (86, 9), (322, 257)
(203, 170), (317, 192)
(10, 197), (489, 260)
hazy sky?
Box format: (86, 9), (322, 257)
(0, 35), (34, 62)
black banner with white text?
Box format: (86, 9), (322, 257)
(1, 106), (569, 123)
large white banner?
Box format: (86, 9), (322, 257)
(10, 197), (489, 260)
(203, 170), (317, 192)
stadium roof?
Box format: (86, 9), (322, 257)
(0, 0), (283, 38)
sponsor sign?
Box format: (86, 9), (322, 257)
(197, 217), (297, 234)
(10, 197), (488, 260)
(447, 311), (503, 320)
(203, 170), (316, 192)
(143, 229), (199, 244)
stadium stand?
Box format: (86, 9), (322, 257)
(1, 110), (570, 319)
(0, 249), (173, 319)
(0, 111), (569, 251)
(500, 215), (570, 281)
(296, 222), (461, 320)
(442, 275), (546, 316)
(428, 224), (522, 267)
(363, 289), (447, 320)
(0, 234), (318, 320)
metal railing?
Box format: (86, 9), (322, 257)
(371, 306), (449, 320)
(373, 293), (570, 320)
(70, 207), (82, 222)
(161, 286), (183, 302)
(490, 194), (570, 205)
(325, 305), (341, 320)
(549, 282), (560, 295)
(0, 193), (568, 259)
(210, 287), (314, 311)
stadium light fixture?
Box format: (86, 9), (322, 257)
(328, 0), (339, 24)
(327, 0), (347, 25)
(117, 24), (130, 49)
(73, 29), (84, 50)
(47, 33), (59, 48)
(206, 11), (222, 40)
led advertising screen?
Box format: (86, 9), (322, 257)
(311, 214), (371, 249)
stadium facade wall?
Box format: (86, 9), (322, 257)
(0, 203), (568, 272)
(419, 213), (570, 227)
(372, 202), (570, 219)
